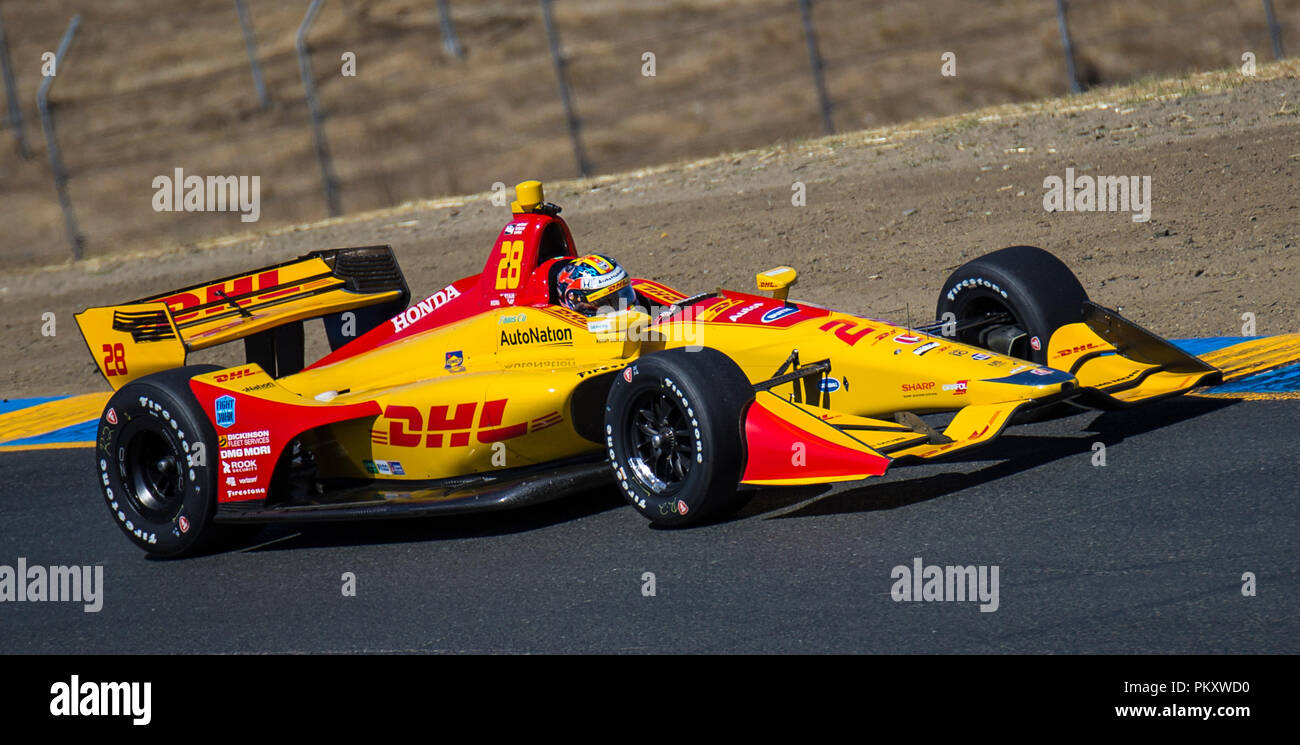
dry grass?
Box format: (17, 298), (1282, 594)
(1, 0), (1296, 270)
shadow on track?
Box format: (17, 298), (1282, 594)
(210, 395), (1234, 553)
(232, 487), (627, 554)
(744, 395), (1237, 521)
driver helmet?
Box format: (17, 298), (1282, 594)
(555, 254), (637, 316)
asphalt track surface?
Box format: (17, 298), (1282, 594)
(0, 395), (1294, 654)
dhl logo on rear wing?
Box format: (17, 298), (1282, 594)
(75, 246), (409, 390)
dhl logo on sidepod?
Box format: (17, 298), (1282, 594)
(372, 399), (562, 448)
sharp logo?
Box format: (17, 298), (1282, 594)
(500, 327), (573, 347)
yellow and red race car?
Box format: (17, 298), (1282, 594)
(77, 181), (1221, 556)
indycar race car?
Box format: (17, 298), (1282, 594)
(77, 180), (1221, 556)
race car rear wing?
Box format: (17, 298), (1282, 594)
(75, 246), (409, 390)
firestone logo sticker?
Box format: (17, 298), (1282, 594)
(214, 396), (236, 428)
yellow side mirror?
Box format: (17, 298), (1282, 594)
(756, 266), (798, 301)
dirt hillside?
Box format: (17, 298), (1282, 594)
(1, 0), (1296, 268)
(2, 60), (1297, 397)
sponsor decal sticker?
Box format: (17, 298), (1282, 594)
(894, 334), (922, 344)
(214, 395), (236, 428)
(500, 326), (574, 347)
(221, 459), (258, 474)
(105, 408), (118, 425)
(761, 306), (799, 323)
(677, 499), (689, 516)
(728, 302), (764, 322)
(942, 380), (969, 394)
(901, 381), (936, 392)
(221, 430), (269, 448)
(972, 353), (992, 361)
(1030, 336), (1042, 351)
(622, 366), (634, 383)
(391, 284), (462, 332)
(913, 341), (941, 356)
(445, 350), (466, 373)
(178, 516), (190, 534)
(219, 445), (271, 459)
(819, 377), (841, 393)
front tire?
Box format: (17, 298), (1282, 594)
(936, 245), (1088, 365)
(604, 348), (753, 527)
(95, 365), (222, 557)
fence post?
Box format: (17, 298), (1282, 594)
(37, 15), (84, 260)
(297, 0), (341, 217)
(796, 0), (834, 135)
(437, 0), (464, 60)
(0, 7), (29, 158)
(1261, 1), (1284, 59)
(539, 0), (591, 178)
(1054, 0), (1083, 93)
(234, 0), (270, 109)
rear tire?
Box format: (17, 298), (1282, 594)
(604, 348), (753, 527)
(936, 245), (1088, 365)
(95, 365), (224, 557)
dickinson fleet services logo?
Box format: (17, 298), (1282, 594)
(500, 327), (573, 347)
(214, 395), (236, 428)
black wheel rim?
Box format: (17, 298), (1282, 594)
(624, 388), (695, 494)
(123, 425), (185, 523)
(958, 297), (1030, 360)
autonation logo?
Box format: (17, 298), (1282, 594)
(891, 557), (999, 612)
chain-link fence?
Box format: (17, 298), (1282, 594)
(0, 0), (1291, 267)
